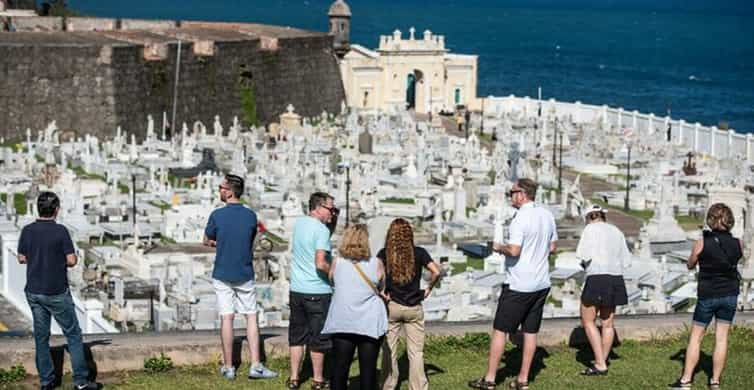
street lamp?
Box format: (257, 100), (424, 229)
(342, 160), (351, 227)
(552, 118), (558, 167)
(624, 143), (632, 211)
(558, 130), (563, 194)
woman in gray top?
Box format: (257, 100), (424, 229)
(322, 224), (388, 390)
(576, 204), (630, 376)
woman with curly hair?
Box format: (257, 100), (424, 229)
(380, 218), (442, 390)
(322, 224), (387, 390)
(670, 203), (743, 390)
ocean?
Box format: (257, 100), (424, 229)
(67, 0), (754, 133)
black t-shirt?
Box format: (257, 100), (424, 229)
(377, 246), (433, 307)
(698, 230), (742, 299)
(17, 220), (76, 295)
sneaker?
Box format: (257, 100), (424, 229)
(668, 378), (692, 389)
(248, 363), (278, 379)
(220, 365), (236, 380)
(73, 383), (100, 390)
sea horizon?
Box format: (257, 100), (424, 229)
(66, 0), (754, 133)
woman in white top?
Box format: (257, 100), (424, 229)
(576, 204), (630, 376)
(322, 224), (388, 390)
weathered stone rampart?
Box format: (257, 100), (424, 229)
(0, 17), (345, 140)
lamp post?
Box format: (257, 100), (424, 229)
(624, 143), (632, 211)
(344, 161), (351, 227)
(552, 118), (558, 167)
(558, 130), (563, 194)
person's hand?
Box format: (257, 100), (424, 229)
(205, 239), (217, 247)
(380, 292), (391, 303)
(492, 242), (505, 253)
(17, 254), (27, 264)
(423, 287), (432, 299)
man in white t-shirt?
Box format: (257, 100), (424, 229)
(469, 178), (557, 390)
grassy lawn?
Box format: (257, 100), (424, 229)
(451, 256), (485, 274)
(39, 327), (751, 389)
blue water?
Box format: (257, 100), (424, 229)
(68, 0), (754, 132)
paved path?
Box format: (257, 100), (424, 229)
(562, 170), (644, 239)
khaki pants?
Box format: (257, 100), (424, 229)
(381, 301), (428, 390)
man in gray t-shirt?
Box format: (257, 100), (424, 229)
(469, 178), (557, 390)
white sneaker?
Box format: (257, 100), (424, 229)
(220, 365), (236, 380)
(248, 363), (278, 379)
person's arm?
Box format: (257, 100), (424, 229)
(203, 214), (217, 247)
(493, 217), (523, 257)
(66, 253), (78, 267)
(424, 261), (442, 298)
(17, 229), (28, 264)
(314, 225), (332, 274)
(328, 257), (338, 282)
(315, 249), (330, 274)
(62, 228), (77, 268)
(687, 238), (703, 270)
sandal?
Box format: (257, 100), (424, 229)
(509, 381), (529, 390)
(708, 379), (721, 390)
(669, 378), (692, 389)
(581, 365), (608, 376)
(310, 380), (330, 390)
(286, 377), (301, 389)
(468, 377), (497, 389)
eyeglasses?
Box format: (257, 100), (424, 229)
(321, 205), (340, 216)
(508, 190), (522, 197)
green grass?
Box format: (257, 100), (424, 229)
(380, 197), (416, 205)
(71, 165), (107, 182)
(0, 193), (27, 215)
(451, 256), (485, 274)
(149, 201), (172, 211)
(676, 215), (704, 231)
(60, 327), (754, 390)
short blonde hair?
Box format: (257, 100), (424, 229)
(338, 224), (370, 260)
(706, 203), (735, 232)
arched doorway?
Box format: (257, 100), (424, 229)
(406, 73), (416, 109)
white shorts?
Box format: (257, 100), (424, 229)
(213, 279), (258, 316)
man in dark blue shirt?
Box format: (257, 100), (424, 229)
(17, 192), (97, 390)
(204, 174), (277, 380)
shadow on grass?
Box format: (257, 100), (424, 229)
(50, 338), (110, 387)
(383, 352), (446, 389)
(670, 348), (713, 383)
(568, 326), (622, 369)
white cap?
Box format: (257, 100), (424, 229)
(583, 203), (608, 222)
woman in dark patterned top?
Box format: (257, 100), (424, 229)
(379, 218), (442, 390)
(670, 203), (743, 390)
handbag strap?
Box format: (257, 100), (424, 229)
(351, 260), (380, 296)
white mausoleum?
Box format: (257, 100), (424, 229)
(338, 27), (478, 114)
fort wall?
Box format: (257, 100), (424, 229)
(0, 18), (346, 140)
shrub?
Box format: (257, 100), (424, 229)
(144, 353), (174, 373)
(0, 364), (27, 384)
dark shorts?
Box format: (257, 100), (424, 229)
(289, 292), (332, 351)
(692, 295), (737, 327)
(581, 275), (628, 307)
(493, 285), (550, 334)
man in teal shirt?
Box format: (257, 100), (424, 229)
(287, 192), (338, 389)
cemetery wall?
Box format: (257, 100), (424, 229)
(485, 95), (754, 163)
(0, 24), (345, 141)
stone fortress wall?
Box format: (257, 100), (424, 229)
(0, 16), (346, 141)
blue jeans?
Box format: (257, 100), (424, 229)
(26, 290), (89, 386)
(692, 295), (738, 327)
